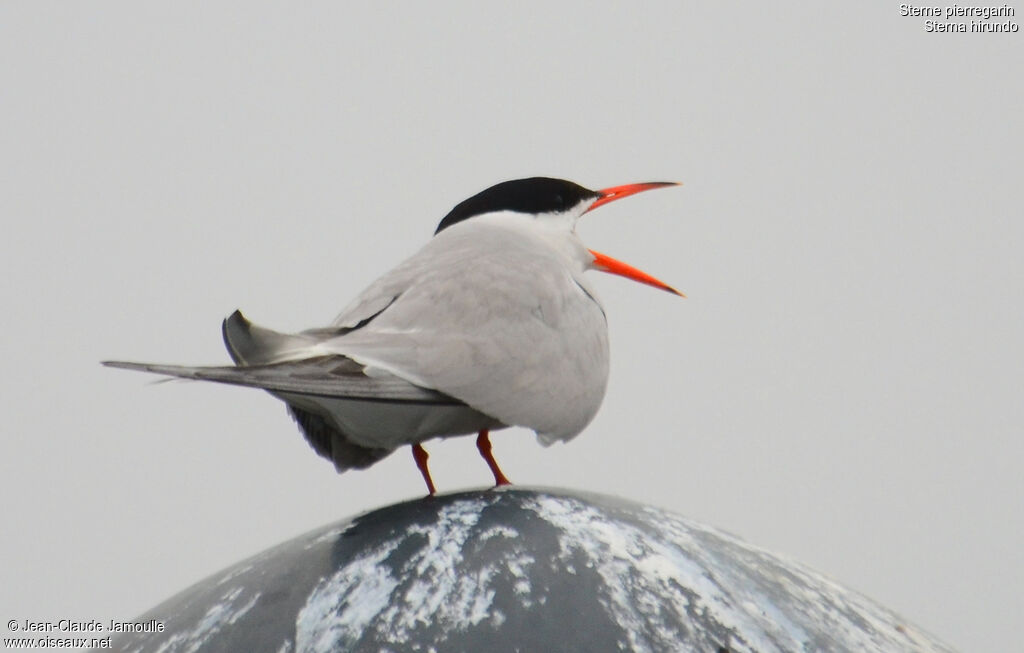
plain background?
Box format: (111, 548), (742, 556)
(2, 3), (1020, 650)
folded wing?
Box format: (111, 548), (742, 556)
(102, 356), (459, 404)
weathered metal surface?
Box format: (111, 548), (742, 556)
(107, 488), (954, 653)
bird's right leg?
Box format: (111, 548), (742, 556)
(412, 444), (437, 496)
(476, 429), (512, 487)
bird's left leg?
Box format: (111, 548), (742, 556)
(476, 429), (511, 487)
(412, 444), (437, 495)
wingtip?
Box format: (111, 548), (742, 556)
(101, 360), (148, 372)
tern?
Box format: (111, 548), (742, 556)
(105, 177), (682, 494)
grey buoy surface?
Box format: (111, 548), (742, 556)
(107, 488), (954, 653)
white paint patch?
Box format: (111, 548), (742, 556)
(214, 563), (254, 586)
(151, 586), (261, 653)
(295, 497), (523, 651)
(642, 502), (952, 653)
(527, 494), (763, 653)
(296, 537), (403, 651)
(505, 551), (535, 598)
(521, 495), (958, 653)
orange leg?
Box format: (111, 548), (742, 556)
(412, 444), (436, 496)
(476, 429), (511, 487)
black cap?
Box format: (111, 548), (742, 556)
(435, 177), (598, 234)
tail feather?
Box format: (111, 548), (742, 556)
(221, 310), (316, 365)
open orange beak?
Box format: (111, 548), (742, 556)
(590, 250), (684, 297)
(585, 182), (684, 297)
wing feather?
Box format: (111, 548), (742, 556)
(102, 356), (461, 405)
(318, 220), (611, 442)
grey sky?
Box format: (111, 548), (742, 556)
(1, 3), (1020, 650)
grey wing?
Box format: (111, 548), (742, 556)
(316, 223), (612, 443)
(329, 262), (412, 331)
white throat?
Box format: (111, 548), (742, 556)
(460, 209), (592, 274)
